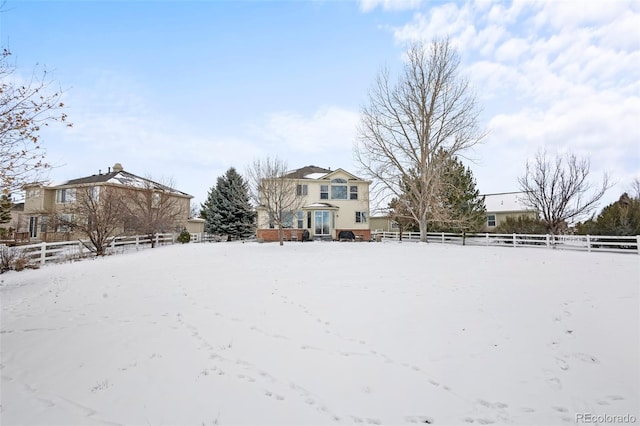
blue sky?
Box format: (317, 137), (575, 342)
(2, 0), (638, 212)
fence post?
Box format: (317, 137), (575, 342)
(155, 234), (160, 247)
(587, 235), (591, 253)
(546, 234), (550, 247)
(637, 235), (640, 255)
(513, 233), (517, 247)
(78, 240), (83, 258)
(441, 232), (445, 244)
(485, 233), (489, 246)
(40, 242), (47, 265)
(135, 235), (139, 250)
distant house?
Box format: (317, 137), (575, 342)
(369, 215), (399, 233)
(256, 166), (371, 242)
(21, 162), (203, 242)
(481, 191), (538, 232)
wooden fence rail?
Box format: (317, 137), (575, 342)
(371, 231), (640, 254)
(1, 233), (176, 267)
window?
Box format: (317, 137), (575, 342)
(307, 211), (312, 228)
(331, 178), (347, 199)
(390, 220), (399, 230)
(152, 192), (160, 208)
(56, 214), (75, 232)
(27, 188), (40, 198)
(355, 211), (367, 223)
(296, 184), (308, 196)
(350, 186), (358, 200)
(89, 186), (100, 201)
(320, 185), (328, 200)
(282, 212), (294, 228)
(487, 214), (496, 227)
(55, 188), (75, 203)
(297, 211), (304, 229)
(40, 216), (49, 233)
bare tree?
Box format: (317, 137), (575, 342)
(56, 185), (128, 256)
(355, 39), (485, 242)
(246, 157), (304, 246)
(518, 150), (611, 235)
(1, 48), (71, 194)
(124, 178), (187, 248)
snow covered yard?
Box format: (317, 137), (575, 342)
(1, 242), (638, 426)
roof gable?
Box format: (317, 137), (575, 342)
(58, 170), (192, 198)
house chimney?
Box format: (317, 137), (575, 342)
(113, 163), (123, 172)
(98, 169), (102, 175)
(108, 166), (111, 173)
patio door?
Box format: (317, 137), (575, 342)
(29, 216), (38, 238)
(314, 211), (330, 236)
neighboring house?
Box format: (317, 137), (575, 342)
(369, 214), (399, 233)
(22, 163), (202, 242)
(256, 166), (371, 242)
(481, 191), (538, 232)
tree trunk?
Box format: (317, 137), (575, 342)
(278, 225), (284, 246)
(419, 217), (429, 242)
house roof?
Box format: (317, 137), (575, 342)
(284, 165), (332, 179)
(483, 192), (534, 213)
(285, 165), (367, 182)
(57, 166), (192, 198)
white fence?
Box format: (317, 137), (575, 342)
(372, 231), (640, 254)
(2, 233), (175, 268)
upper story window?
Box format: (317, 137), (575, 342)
(331, 178), (347, 200)
(26, 188), (41, 199)
(320, 185), (328, 200)
(55, 188), (76, 203)
(487, 214), (496, 227)
(350, 185), (358, 200)
(296, 184), (308, 196)
(152, 192), (161, 208)
(355, 211), (367, 223)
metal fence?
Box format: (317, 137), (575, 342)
(371, 231), (640, 254)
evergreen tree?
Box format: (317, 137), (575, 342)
(201, 168), (255, 240)
(0, 195), (12, 225)
(430, 151), (486, 233)
(575, 193), (640, 236)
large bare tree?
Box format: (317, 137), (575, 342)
(355, 39), (485, 242)
(56, 185), (128, 256)
(1, 48), (71, 194)
(518, 150), (610, 234)
(246, 157), (304, 246)
(124, 178), (186, 248)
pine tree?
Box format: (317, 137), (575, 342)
(0, 195), (12, 225)
(201, 168), (255, 240)
(430, 151), (486, 233)
(575, 193), (640, 236)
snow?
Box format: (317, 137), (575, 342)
(1, 242), (638, 425)
(304, 173), (329, 180)
(484, 192), (532, 213)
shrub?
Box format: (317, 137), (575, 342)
(494, 215), (547, 234)
(0, 245), (35, 273)
(177, 230), (191, 244)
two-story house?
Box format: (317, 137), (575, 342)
(22, 163), (200, 242)
(481, 191), (538, 232)
(256, 166), (371, 242)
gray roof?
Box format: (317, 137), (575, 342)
(284, 165), (332, 179)
(60, 170), (192, 198)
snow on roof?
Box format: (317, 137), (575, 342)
(483, 192), (533, 213)
(303, 173), (329, 179)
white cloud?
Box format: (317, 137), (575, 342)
(388, 0), (639, 206)
(256, 106), (359, 157)
(359, 0), (425, 13)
